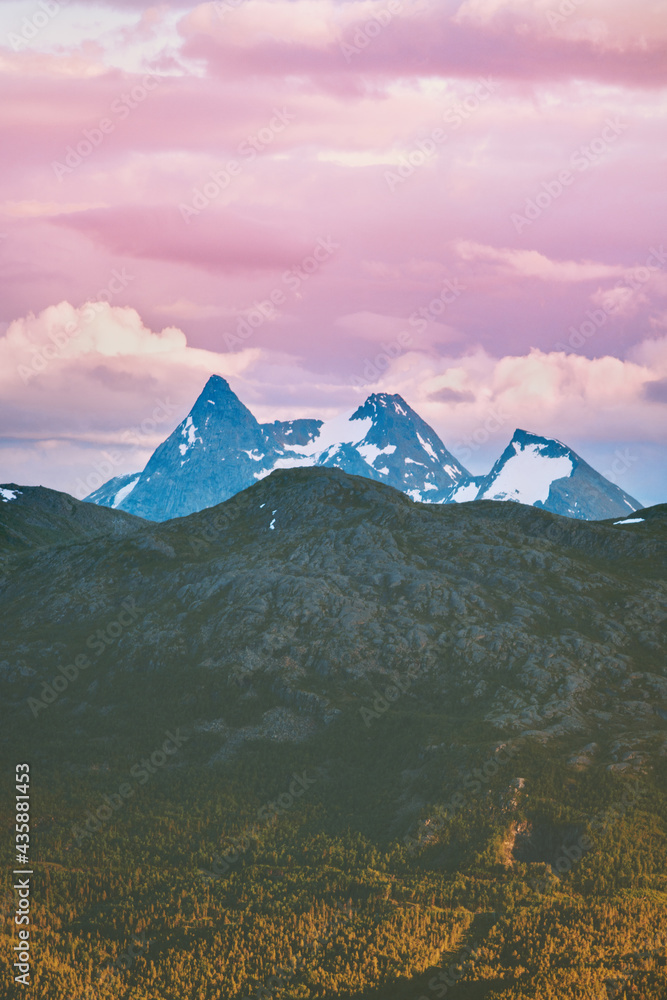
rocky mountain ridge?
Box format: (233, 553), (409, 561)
(2, 468), (664, 771)
(84, 375), (642, 522)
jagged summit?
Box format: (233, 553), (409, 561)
(86, 379), (469, 520)
(513, 427), (567, 446)
(447, 427), (641, 520)
(84, 375), (643, 523)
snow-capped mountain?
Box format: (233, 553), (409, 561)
(86, 472), (142, 509)
(85, 376), (642, 523)
(446, 429), (640, 520)
(271, 392), (470, 502)
(86, 375), (470, 521)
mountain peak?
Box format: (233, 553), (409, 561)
(360, 392), (411, 416)
(511, 428), (569, 453)
(84, 377), (642, 523)
(189, 375), (257, 427)
(197, 373), (235, 402)
(473, 429), (640, 519)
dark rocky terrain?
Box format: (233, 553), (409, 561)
(2, 468), (665, 766)
(1, 469), (665, 1000)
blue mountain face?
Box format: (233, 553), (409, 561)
(85, 376), (642, 522)
(86, 376), (470, 521)
(445, 429), (640, 521)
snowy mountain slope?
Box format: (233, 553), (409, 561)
(112, 375), (273, 520)
(83, 376), (643, 523)
(84, 472), (141, 509)
(445, 476), (486, 503)
(462, 429), (641, 520)
(328, 394), (469, 501)
(257, 394), (470, 501)
(86, 376), (470, 521)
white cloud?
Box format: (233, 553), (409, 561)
(590, 283), (646, 318)
(1, 299), (666, 500)
(455, 241), (626, 283)
(453, 0), (667, 48)
(0, 300), (258, 384)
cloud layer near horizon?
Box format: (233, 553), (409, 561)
(1, 299), (665, 504)
(0, 0), (666, 503)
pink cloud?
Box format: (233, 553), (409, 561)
(1, 298), (666, 504)
(180, 0), (667, 88)
(53, 204), (314, 273)
(0, 0), (665, 485)
(455, 242), (628, 282)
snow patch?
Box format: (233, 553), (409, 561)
(481, 443), (573, 506)
(613, 517), (644, 525)
(312, 410), (374, 454)
(180, 415), (199, 451)
(416, 433), (438, 461)
(0, 488), (21, 502)
(357, 442), (396, 465)
(447, 481), (479, 502)
(271, 455), (314, 471)
(112, 477), (139, 508)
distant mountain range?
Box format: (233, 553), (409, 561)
(85, 374), (641, 522)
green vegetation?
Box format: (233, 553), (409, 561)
(2, 727), (667, 999)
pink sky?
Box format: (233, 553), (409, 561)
(0, 0), (666, 505)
